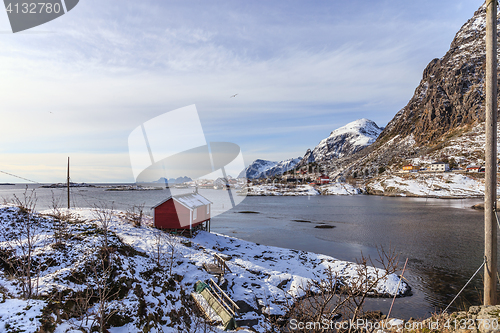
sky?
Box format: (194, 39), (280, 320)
(0, 0), (485, 183)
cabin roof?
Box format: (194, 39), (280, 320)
(152, 192), (212, 210)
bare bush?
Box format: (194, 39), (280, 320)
(149, 230), (177, 275)
(89, 251), (120, 333)
(49, 191), (72, 246)
(165, 233), (177, 276)
(92, 202), (115, 250)
(264, 248), (401, 333)
(151, 230), (167, 268)
(0, 188), (47, 299)
(125, 203), (145, 227)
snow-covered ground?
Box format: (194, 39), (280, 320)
(245, 184), (320, 196)
(246, 183), (363, 196)
(319, 183), (361, 195)
(0, 204), (409, 332)
(366, 172), (494, 198)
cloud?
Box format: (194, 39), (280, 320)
(0, 0), (483, 181)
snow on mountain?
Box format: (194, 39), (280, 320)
(239, 157), (302, 179)
(365, 173), (495, 198)
(303, 118), (383, 164)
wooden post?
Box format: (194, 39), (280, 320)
(67, 157), (70, 209)
(484, 0), (497, 306)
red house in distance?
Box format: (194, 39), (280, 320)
(317, 175), (330, 185)
(152, 192), (212, 235)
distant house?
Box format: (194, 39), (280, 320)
(402, 165), (419, 173)
(152, 192), (212, 234)
(429, 162), (450, 172)
(317, 175), (330, 185)
(466, 165), (481, 173)
(295, 170), (307, 178)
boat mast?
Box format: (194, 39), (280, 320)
(484, 0), (497, 306)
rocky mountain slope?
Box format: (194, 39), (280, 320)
(379, 3), (491, 145)
(242, 118), (382, 180)
(314, 3), (500, 182)
(239, 157), (301, 179)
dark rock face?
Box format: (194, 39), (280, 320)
(380, 4), (494, 144)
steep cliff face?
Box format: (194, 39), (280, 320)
(379, 4), (494, 145)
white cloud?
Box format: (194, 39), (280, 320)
(0, 0), (483, 181)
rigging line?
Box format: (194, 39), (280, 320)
(495, 210), (500, 232)
(443, 258), (486, 313)
(0, 168), (155, 209)
(0, 170), (42, 184)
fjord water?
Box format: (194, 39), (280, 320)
(0, 184), (489, 319)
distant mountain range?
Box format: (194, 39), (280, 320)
(153, 176), (192, 184)
(246, 3), (499, 183)
(239, 157), (302, 179)
(242, 119), (382, 179)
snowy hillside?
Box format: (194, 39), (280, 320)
(245, 184), (320, 196)
(303, 119), (383, 164)
(0, 204), (409, 332)
(239, 157), (302, 179)
(365, 172), (499, 198)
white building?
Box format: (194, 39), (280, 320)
(429, 162), (450, 172)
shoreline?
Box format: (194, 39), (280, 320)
(245, 190), (485, 200)
(0, 204), (410, 332)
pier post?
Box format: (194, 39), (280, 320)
(484, 0), (497, 306)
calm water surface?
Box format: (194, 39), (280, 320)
(0, 184), (491, 320)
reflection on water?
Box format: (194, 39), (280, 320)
(211, 195), (492, 320)
(0, 185), (493, 319)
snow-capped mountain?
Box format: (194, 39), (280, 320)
(323, 3), (500, 180)
(239, 157), (302, 179)
(303, 118), (383, 164)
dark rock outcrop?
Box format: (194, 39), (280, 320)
(379, 4), (495, 145)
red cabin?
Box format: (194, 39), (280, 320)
(152, 192), (212, 232)
(317, 175), (330, 185)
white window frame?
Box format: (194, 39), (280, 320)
(193, 208), (197, 220)
(206, 204), (210, 215)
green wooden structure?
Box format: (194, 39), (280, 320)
(191, 280), (239, 330)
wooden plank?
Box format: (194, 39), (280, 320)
(214, 253), (232, 273)
(191, 292), (221, 324)
(200, 288), (233, 326)
(203, 263), (224, 275)
(209, 278), (240, 312)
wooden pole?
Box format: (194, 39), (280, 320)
(67, 157), (70, 209)
(484, 0), (497, 306)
